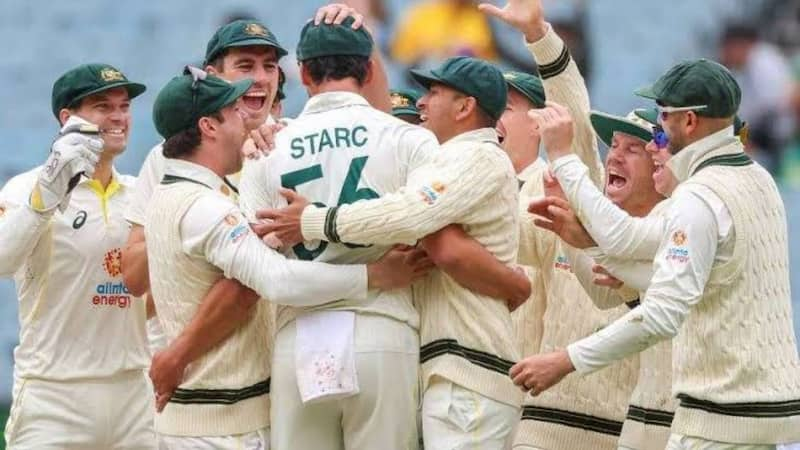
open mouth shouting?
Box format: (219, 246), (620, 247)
(606, 167), (628, 195)
(241, 91), (268, 112)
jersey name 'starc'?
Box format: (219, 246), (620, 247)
(290, 126), (368, 159)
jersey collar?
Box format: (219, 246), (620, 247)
(301, 91), (370, 116)
(163, 159), (233, 197)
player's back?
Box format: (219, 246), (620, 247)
(239, 91), (437, 330)
(261, 91), (435, 265)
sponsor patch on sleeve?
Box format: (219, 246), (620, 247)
(665, 230), (689, 263)
(418, 182), (446, 205)
(228, 224), (249, 244)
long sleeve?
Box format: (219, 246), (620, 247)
(301, 143), (509, 246)
(0, 171), (52, 277)
(181, 194), (368, 307)
(528, 24), (604, 187)
(586, 249), (654, 293)
(238, 156), (278, 222)
(563, 244), (638, 310)
(125, 143), (165, 226)
(552, 154), (664, 260)
(566, 189), (718, 374)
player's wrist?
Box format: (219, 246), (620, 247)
(523, 21), (549, 44)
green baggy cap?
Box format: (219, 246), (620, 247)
(634, 59), (741, 118)
(410, 56), (508, 120)
(51, 63), (146, 118)
(153, 67), (253, 140)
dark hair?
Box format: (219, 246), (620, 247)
(475, 107), (497, 129)
(162, 112), (225, 159)
(207, 50), (229, 72)
(303, 54), (370, 86)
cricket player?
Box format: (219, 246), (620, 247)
(0, 63), (154, 449)
(146, 69), (428, 449)
(474, 2), (646, 448)
(260, 54), (530, 449)
(525, 108), (753, 450)
(514, 60), (800, 449)
(239, 18), (529, 450)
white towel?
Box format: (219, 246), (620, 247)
(295, 311), (359, 404)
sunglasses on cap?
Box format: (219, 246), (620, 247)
(656, 104), (707, 123)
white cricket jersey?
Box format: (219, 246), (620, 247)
(126, 143), (240, 227)
(239, 91), (437, 329)
(0, 167), (148, 381)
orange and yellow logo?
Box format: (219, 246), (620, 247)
(672, 230), (687, 246)
(102, 248), (123, 277)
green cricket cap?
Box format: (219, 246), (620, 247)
(51, 63), (146, 118)
(410, 56), (508, 120)
(634, 59), (741, 118)
(152, 67), (253, 140)
(590, 110), (654, 147)
(296, 16), (373, 61)
(205, 20), (287, 65)
(503, 71), (546, 108)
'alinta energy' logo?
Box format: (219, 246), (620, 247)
(94, 248), (131, 309)
(554, 255), (572, 272)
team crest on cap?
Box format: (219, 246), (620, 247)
(503, 73), (517, 81)
(244, 23), (268, 37)
(100, 68), (125, 83)
(102, 248), (123, 277)
(391, 93), (411, 109)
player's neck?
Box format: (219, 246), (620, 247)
(309, 79), (363, 97)
(92, 154), (114, 189)
(182, 145), (232, 179)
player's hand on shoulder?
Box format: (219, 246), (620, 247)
(245, 122), (286, 160)
(256, 188), (310, 248)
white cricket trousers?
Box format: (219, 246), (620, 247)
(422, 379), (520, 450)
(157, 427), (269, 449)
(270, 313), (419, 450)
(5, 369), (155, 449)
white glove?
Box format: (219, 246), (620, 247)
(30, 116), (104, 213)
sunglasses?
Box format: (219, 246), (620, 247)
(653, 124), (669, 149)
(656, 104), (707, 123)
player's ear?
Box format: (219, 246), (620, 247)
(197, 116), (217, 138)
(299, 62), (313, 88)
(363, 59), (375, 85)
(206, 65), (219, 76)
(58, 109), (72, 127)
(455, 96), (477, 122)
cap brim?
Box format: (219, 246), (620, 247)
(70, 81), (147, 107)
(226, 38), (289, 57)
(634, 84), (659, 100)
(410, 69), (445, 90)
(633, 108), (658, 126)
(392, 108), (419, 117)
(590, 110), (653, 147)
(221, 79), (255, 109)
